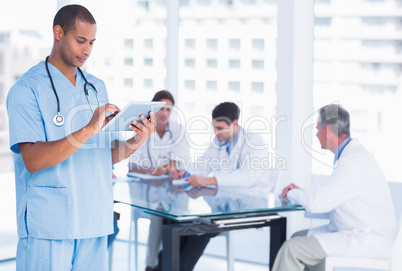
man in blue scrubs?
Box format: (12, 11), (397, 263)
(6, 5), (156, 271)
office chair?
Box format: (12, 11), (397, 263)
(325, 213), (402, 271)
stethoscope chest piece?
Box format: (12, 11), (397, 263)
(45, 56), (99, 127)
(53, 113), (65, 126)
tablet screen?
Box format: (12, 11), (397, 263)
(103, 101), (165, 131)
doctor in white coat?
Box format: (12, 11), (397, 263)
(272, 104), (398, 271)
(128, 90), (190, 271)
(154, 102), (271, 271)
(171, 101), (270, 188)
(129, 90), (189, 176)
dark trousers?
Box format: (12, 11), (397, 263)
(153, 233), (218, 271)
(107, 212), (120, 248)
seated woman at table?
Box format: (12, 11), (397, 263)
(129, 90), (189, 176)
(128, 90), (190, 271)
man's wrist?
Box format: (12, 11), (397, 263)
(209, 177), (218, 186)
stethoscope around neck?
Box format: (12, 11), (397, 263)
(217, 127), (246, 169)
(45, 56), (100, 126)
(147, 123), (173, 164)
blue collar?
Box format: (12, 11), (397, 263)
(223, 127), (241, 155)
(226, 130), (239, 148)
(334, 137), (351, 164)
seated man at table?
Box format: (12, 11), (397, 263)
(273, 104), (397, 271)
(171, 101), (270, 187)
(152, 102), (271, 271)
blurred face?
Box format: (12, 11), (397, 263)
(155, 99), (173, 126)
(58, 20), (96, 68)
(213, 120), (237, 142)
(316, 123), (328, 149)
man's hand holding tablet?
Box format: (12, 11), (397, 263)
(103, 101), (165, 131)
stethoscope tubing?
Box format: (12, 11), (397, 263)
(45, 56), (99, 126)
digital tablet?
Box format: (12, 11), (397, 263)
(103, 101), (165, 131)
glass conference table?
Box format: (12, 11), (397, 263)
(113, 176), (303, 270)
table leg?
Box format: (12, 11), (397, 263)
(269, 216), (287, 270)
(162, 224), (180, 271)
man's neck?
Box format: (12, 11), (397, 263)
(330, 135), (349, 153)
(48, 52), (77, 86)
(228, 126), (239, 143)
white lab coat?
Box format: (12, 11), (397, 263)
(128, 120), (190, 267)
(288, 139), (397, 258)
(187, 126), (271, 187)
(129, 120), (190, 168)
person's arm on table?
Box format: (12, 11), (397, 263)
(128, 155), (176, 176)
(280, 169), (359, 214)
(186, 175), (217, 187)
(129, 163), (166, 176)
(280, 183), (300, 199)
(19, 103), (120, 174)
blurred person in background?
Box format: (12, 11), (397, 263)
(128, 90), (190, 271)
(274, 104), (397, 271)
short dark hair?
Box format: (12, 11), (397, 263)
(212, 102), (240, 125)
(318, 104), (350, 137)
(152, 90), (175, 105)
(53, 4), (96, 34)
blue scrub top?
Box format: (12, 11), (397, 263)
(7, 61), (120, 240)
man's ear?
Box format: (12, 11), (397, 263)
(325, 125), (336, 138)
(54, 25), (64, 41)
(232, 119), (238, 127)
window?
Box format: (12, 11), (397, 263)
(124, 58), (133, 66)
(229, 39), (241, 50)
(241, 0), (256, 4)
(198, 0), (212, 5)
(228, 81), (240, 92)
(144, 39), (153, 49)
(143, 79), (153, 88)
(144, 58), (153, 66)
(251, 82), (264, 93)
(178, 0), (278, 157)
(182, 102), (195, 113)
(313, 0), (402, 182)
(0, 83), (4, 101)
(252, 39), (265, 50)
(206, 59), (217, 68)
(185, 58), (195, 68)
(219, 0), (234, 5)
(249, 105), (264, 116)
(124, 39), (134, 49)
(138, 0), (150, 10)
(124, 78), (133, 88)
(206, 80), (217, 91)
(315, 17), (332, 27)
(0, 52), (3, 74)
(185, 80), (196, 90)
(185, 39), (196, 49)
(206, 39), (218, 50)
(252, 60), (264, 69)
(229, 59), (241, 69)
(180, 0), (190, 6)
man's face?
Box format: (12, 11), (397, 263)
(316, 123), (328, 149)
(155, 99), (173, 126)
(59, 20), (96, 68)
(213, 120), (234, 142)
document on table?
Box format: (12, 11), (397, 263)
(127, 172), (170, 180)
(171, 179), (189, 186)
